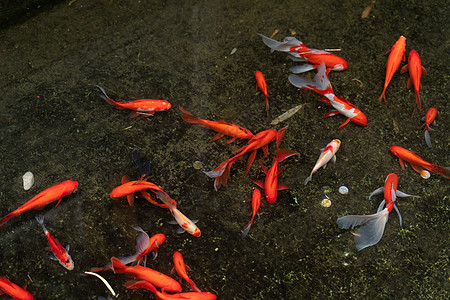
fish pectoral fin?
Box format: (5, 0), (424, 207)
(422, 66), (427, 75)
(54, 198), (63, 207)
(253, 180), (264, 189)
(175, 228), (186, 235)
(400, 64), (409, 74)
(331, 155), (337, 163)
(277, 184), (290, 191)
(211, 133), (224, 142)
(65, 244), (70, 252)
(48, 254), (58, 261)
(398, 158), (406, 170)
(337, 118), (351, 129)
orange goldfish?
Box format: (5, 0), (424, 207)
(390, 146), (449, 179)
(172, 251), (201, 292)
(97, 85), (171, 117)
(255, 71), (269, 118)
(180, 107), (253, 143)
(0, 277), (34, 300)
(400, 50), (427, 115)
(0, 180), (78, 226)
(241, 189), (263, 238)
(378, 36), (407, 103)
(422, 107), (437, 148)
(124, 280), (217, 299)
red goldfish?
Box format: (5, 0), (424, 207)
(390, 146), (449, 179)
(289, 62), (367, 129)
(0, 277), (34, 300)
(110, 257), (182, 293)
(96, 85), (171, 117)
(253, 128), (298, 203)
(304, 139), (341, 185)
(400, 50), (427, 115)
(0, 180), (78, 226)
(179, 107), (253, 143)
(258, 33), (348, 73)
(35, 215), (74, 270)
(124, 280), (217, 299)
(422, 107), (437, 148)
(110, 177), (164, 204)
(337, 173), (420, 250)
(255, 71), (269, 118)
(241, 189), (263, 238)
(172, 251), (201, 292)
(204, 127), (285, 191)
(378, 36), (407, 103)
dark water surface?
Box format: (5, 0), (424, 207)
(0, 0), (448, 299)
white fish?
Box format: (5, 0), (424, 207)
(304, 139), (341, 185)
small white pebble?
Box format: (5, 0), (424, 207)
(420, 171), (430, 179)
(230, 48), (237, 55)
(339, 186), (349, 194)
(23, 171), (34, 190)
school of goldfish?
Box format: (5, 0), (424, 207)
(1, 33), (448, 299)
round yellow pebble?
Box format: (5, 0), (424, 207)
(193, 161), (203, 170)
(321, 198), (331, 207)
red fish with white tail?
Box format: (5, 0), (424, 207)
(304, 139), (341, 185)
(258, 33), (348, 73)
(422, 107), (437, 148)
(35, 215), (74, 270)
(288, 62), (367, 129)
(337, 173), (420, 250)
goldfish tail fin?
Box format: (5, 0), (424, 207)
(188, 280), (202, 293)
(337, 208), (389, 251)
(377, 89), (386, 103)
(0, 212), (15, 226)
(288, 62), (333, 96)
(110, 257), (127, 274)
(96, 85), (119, 107)
(257, 33), (302, 53)
(179, 107), (201, 124)
(124, 280), (157, 293)
(424, 129), (432, 148)
(429, 165), (450, 180)
(276, 149), (299, 163)
(241, 222), (252, 238)
(304, 175), (312, 185)
(415, 91), (421, 111)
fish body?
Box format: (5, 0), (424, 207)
(422, 107), (437, 147)
(0, 180), (78, 226)
(241, 189), (263, 238)
(255, 71), (269, 118)
(110, 179), (163, 199)
(156, 192), (201, 237)
(179, 107), (253, 143)
(111, 257), (182, 293)
(134, 233), (166, 262)
(304, 139), (341, 185)
(337, 173), (420, 250)
(400, 50), (427, 115)
(204, 128), (282, 191)
(124, 280), (217, 299)
(378, 36), (407, 103)
(288, 62), (367, 129)
(253, 128), (298, 203)
(35, 215), (74, 270)
(172, 251), (201, 292)
(97, 85), (171, 117)
(0, 277), (34, 300)
(258, 34), (348, 72)
(390, 146), (449, 179)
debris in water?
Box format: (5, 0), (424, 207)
(270, 103), (307, 125)
(339, 186), (349, 194)
(84, 271), (117, 298)
(230, 48), (237, 55)
(193, 161), (203, 170)
(361, 0), (376, 19)
(352, 78), (363, 87)
(270, 29), (279, 38)
(23, 171), (34, 190)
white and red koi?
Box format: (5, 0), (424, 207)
(422, 107), (437, 148)
(337, 173), (420, 250)
(258, 33), (348, 73)
(241, 189), (263, 238)
(288, 62), (367, 129)
(156, 191), (201, 237)
(35, 215), (74, 270)
(97, 85), (171, 118)
(304, 139), (341, 185)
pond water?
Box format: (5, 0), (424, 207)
(0, 0), (448, 299)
